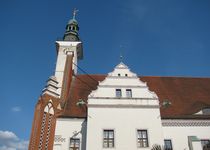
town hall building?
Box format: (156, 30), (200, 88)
(29, 10), (210, 150)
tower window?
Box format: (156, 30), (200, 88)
(116, 89), (122, 98)
(137, 130), (149, 148)
(69, 138), (80, 150)
(164, 139), (173, 150)
(126, 89), (132, 98)
(103, 130), (114, 148)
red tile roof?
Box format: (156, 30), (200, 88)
(60, 75), (210, 119)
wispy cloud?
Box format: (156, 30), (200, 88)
(11, 107), (21, 112)
(0, 130), (28, 150)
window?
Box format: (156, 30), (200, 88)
(103, 130), (114, 148)
(69, 138), (80, 150)
(164, 139), (173, 150)
(137, 130), (149, 147)
(118, 73), (121, 76)
(201, 140), (210, 150)
(126, 89), (132, 98)
(125, 74), (128, 77)
(202, 108), (210, 115)
(116, 89), (122, 98)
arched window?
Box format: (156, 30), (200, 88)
(44, 102), (54, 115)
(39, 101), (55, 150)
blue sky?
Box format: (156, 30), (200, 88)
(1, 0), (210, 149)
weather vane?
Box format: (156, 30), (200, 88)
(120, 53), (123, 62)
(73, 8), (79, 19)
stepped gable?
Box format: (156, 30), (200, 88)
(60, 75), (210, 119)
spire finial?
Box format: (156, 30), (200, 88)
(73, 8), (79, 20)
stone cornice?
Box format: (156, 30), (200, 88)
(162, 119), (210, 127)
(88, 104), (159, 109)
(98, 85), (147, 88)
(88, 97), (158, 100)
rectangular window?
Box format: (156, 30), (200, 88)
(201, 139), (210, 149)
(103, 130), (114, 148)
(137, 130), (149, 147)
(164, 139), (173, 150)
(69, 138), (80, 150)
(126, 89), (132, 98)
(116, 89), (122, 98)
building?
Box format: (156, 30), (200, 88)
(29, 11), (210, 150)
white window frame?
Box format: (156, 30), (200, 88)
(69, 138), (80, 150)
(115, 89), (122, 98)
(126, 89), (132, 98)
(136, 129), (149, 148)
(164, 139), (173, 150)
(102, 129), (115, 148)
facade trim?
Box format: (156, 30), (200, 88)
(162, 119), (210, 127)
(88, 97), (158, 100)
(98, 85), (148, 88)
(88, 104), (159, 108)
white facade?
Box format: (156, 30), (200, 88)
(54, 118), (87, 150)
(162, 120), (210, 150)
(53, 62), (210, 150)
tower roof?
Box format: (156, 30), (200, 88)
(63, 9), (80, 41)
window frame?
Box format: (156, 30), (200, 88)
(201, 139), (210, 149)
(164, 139), (173, 150)
(126, 89), (132, 98)
(103, 129), (115, 148)
(137, 129), (149, 148)
(69, 138), (80, 150)
(115, 89), (122, 98)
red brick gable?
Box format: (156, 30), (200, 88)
(60, 75), (210, 119)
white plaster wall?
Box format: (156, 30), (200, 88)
(86, 63), (163, 150)
(90, 87), (156, 98)
(163, 125), (210, 150)
(53, 118), (87, 150)
(88, 99), (159, 106)
(86, 106), (164, 150)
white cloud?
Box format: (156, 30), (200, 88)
(0, 131), (28, 150)
(11, 107), (21, 112)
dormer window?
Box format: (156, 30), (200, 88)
(116, 89), (122, 98)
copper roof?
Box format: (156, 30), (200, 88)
(60, 75), (210, 119)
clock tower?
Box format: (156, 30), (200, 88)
(55, 8), (83, 100)
(28, 9), (83, 150)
